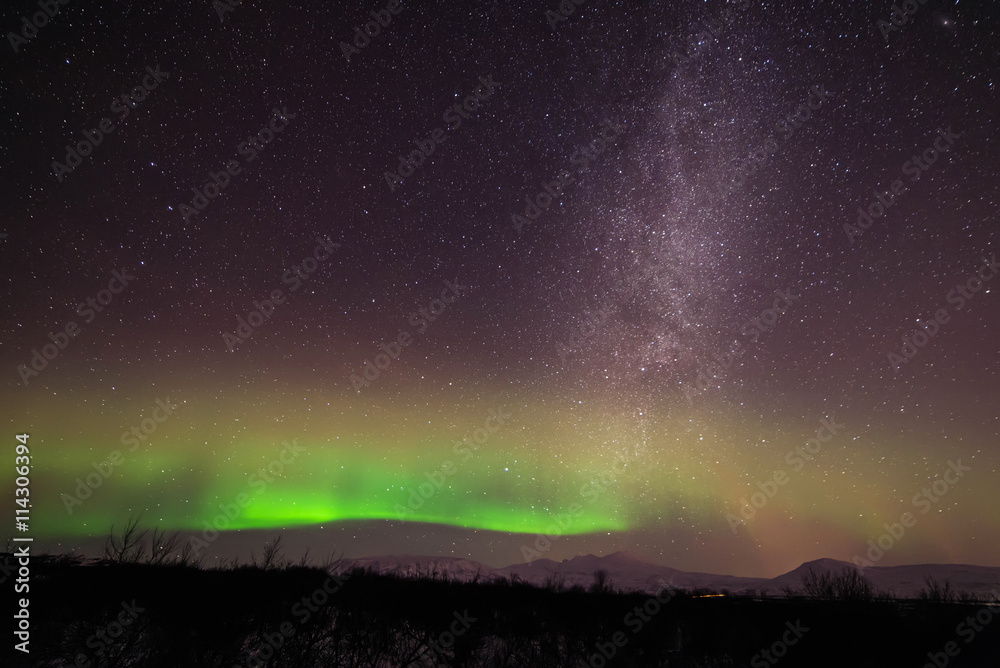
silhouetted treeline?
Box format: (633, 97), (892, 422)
(3, 553), (1000, 667)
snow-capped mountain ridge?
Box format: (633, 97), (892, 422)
(332, 553), (1000, 599)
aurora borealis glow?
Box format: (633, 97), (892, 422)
(2, 0), (999, 579)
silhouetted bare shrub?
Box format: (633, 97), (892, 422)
(918, 575), (957, 603)
(588, 568), (615, 595)
(802, 566), (883, 602)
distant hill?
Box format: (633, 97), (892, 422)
(333, 552), (1000, 599)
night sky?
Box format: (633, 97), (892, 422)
(2, 0), (998, 578)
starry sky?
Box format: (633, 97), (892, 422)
(2, 0), (998, 577)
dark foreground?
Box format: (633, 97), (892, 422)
(4, 555), (1000, 667)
